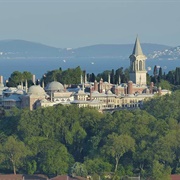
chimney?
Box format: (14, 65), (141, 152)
(115, 85), (119, 95)
(99, 78), (103, 93)
(90, 86), (92, 100)
(124, 84), (127, 95)
(150, 82), (154, 94)
(128, 81), (133, 94)
(94, 80), (98, 91)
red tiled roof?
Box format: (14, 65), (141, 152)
(50, 175), (73, 180)
(24, 174), (48, 179)
(171, 174), (180, 180)
(74, 177), (86, 180)
(50, 175), (86, 180)
(0, 174), (24, 180)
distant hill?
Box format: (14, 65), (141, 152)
(148, 46), (180, 60)
(64, 44), (172, 58)
(0, 40), (61, 58)
(0, 39), (174, 59)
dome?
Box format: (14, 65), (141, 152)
(15, 89), (24, 95)
(46, 81), (64, 92)
(92, 91), (99, 94)
(106, 90), (112, 94)
(28, 85), (46, 96)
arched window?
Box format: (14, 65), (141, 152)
(139, 61), (142, 71)
(136, 62), (138, 71)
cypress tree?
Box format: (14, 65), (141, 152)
(175, 67), (180, 85)
(110, 69), (115, 84)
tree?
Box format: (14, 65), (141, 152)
(151, 160), (171, 180)
(7, 71), (23, 87)
(166, 70), (175, 84)
(39, 140), (72, 175)
(158, 80), (171, 90)
(153, 65), (158, 77)
(0, 107), (5, 117)
(123, 68), (130, 82)
(84, 158), (112, 175)
(110, 69), (115, 84)
(103, 133), (135, 172)
(70, 162), (87, 177)
(153, 65), (158, 84)
(146, 73), (151, 86)
(114, 67), (124, 84)
(153, 128), (180, 174)
(175, 67), (180, 85)
(97, 70), (111, 82)
(6, 71), (33, 87)
(158, 67), (163, 82)
(26, 160), (37, 175)
(0, 136), (28, 174)
(22, 71), (33, 82)
(90, 73), (96, 82)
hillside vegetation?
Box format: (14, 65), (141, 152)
(0, 90), (180, 179)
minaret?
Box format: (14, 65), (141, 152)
(108, 74), (110, 83)
(0, 76), (3, 84)
(82, 82), (85, 92)
(25, 80), (28, 93)
(129, 36), (147, 85)
(118, 75), (121, 84)
(21, 81), (23, 90)
(80, 74), (83, 84)
(32, 74), (36, 85)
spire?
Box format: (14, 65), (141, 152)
(132, 36), (143, 56)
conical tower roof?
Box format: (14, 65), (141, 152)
(132, 36), (143, 56)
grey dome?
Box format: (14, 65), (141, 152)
(46, 81), (64, 91)
(28, 85), (46, 96)
(15, 89), (24, 95)
(106, 90), (112, 94)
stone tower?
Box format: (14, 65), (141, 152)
(129, 36), (147, 85)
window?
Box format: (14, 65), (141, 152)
(139, 61), (142, 71)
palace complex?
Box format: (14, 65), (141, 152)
(0, 37), (171, 111)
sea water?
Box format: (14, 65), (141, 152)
(0, 57), (179, 81)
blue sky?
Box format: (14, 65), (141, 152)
(0, 0), (179, 48)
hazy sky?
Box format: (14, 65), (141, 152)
(0, 0), (179, 48)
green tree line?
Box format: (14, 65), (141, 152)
(6, 66), (180, 92)
(150, 66), (180, 91)
(0, 90), (180, 179)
